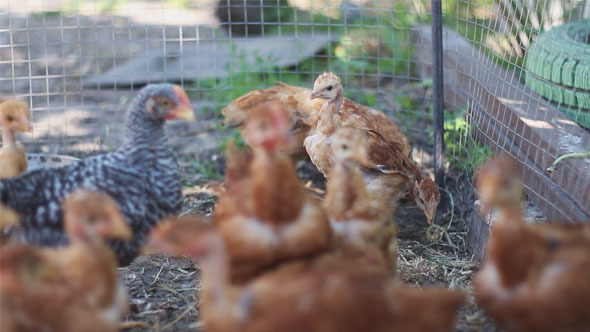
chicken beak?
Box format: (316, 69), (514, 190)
(170, 85), (196, 121)
(310, 91), (320, 99)
(0, 205), (20, 228)
(346, 153), (365, 166)
(478, 201), (492, 216)
(18, 116), (33, 132)
(171, 105), (195, 121)
(110, 221), (133, 240)
(354, 147), (369, 165)
(142, 235), (163, 255)
(425, 206), (436, 224)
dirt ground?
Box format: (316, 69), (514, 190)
(1, 10), (503, 332)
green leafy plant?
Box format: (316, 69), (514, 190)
(188, 157), (222, 180)
(443, 106), (493, 172)
(220, 130), (247, 152)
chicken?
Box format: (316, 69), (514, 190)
(304, 72), (440, 224)
(323, 127), (398, 271)
(474, 156), (590, 332)
(0, 203), (19, 245)
(0, 99), (32, 178)
(0, 189), (132, 332)
(222, 83), (324, 157)
(0, 84), (195, 265)
(216, 102), (332, 280)
(221, 79), (412, 159)
(148, 217), (466, 332)
(0, 203), (19, 228)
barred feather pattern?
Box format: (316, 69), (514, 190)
(0, 86), (182, 266)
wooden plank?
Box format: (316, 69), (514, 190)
(83, 34), (336, 86)
(469, 104), (589, 222)
(411, 25), (590, 222)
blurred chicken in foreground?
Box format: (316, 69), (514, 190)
(0, 203), (19, 245)
(0, 190), (131, 332)
(0, 203), (19, 228)
(323, 128), (398, 271)
(474, 156), (590, 332)
(304, 72), (440, 224)
(216, 102), (332, 281)
(148, 217), (466, 332)
(0, 99), (32, 178)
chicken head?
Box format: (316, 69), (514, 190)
(141, 84), (195, 122)
(310, 72), (343, 103)
(0, 203), (19, 228)
(414, 177), (440, 224)
(475, 156), (522, 214)
(62, 190), (132, 242)
(0, 100), (32, 136)
(244, 102), (291, 152)
(331, 128), (368, 165)
(148, 217), (220, 257)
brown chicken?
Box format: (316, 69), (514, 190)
(0, 189), (131, 332)
(304, 72), (440, 224)
(323, 127), (398, 271)
(0, 203), (19, 228)
(0, 203), (19, 245)
(474, 156), (590, 332)
(148, 217), (465, 332)
(221, 83), (324, 157)
(216, 102), (332, 280)
(0, 99), (32, 178)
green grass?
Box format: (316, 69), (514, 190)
(443, 106), (493, 173)
(188, 156), (222, 180)
(190, 5), (421, 119)
(220, 130), (247, 153)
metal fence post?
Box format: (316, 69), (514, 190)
(431, 0), (445, 187)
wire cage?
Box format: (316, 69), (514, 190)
(2, 1), (590, 330)
(1, 0), (589, 248)
(1, 0), (445, 200)
(0, 0), (435, 153)
(433, 0), (590, 253)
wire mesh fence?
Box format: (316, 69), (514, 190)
(0, 0), (435, 159)
(1, 0), (589, 240)
(437, 0), (589, 251)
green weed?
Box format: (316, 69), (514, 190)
(443, 106), (493, 172)
(188, 157), (222, 180)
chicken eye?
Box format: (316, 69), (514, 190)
(86, 215), (98, 225)
(342, 144), (348, 150)
(158, 99), (173, 108)
(326, 85), (333, 91)
(6, 115), (13, 122)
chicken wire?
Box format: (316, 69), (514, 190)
(442, 0), (590, 224)
(3, 0), (588, 228)
(0, 0), (434, 161)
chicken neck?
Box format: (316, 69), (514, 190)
(249, 147), (303, 222)
(122, 92), (168, 159)
(2, 128), (16, 146)
(489, 199), (547, 288)
(496, 200), (523, 227)
(325, 162), (366, 220)
(317, 90), (344, 135)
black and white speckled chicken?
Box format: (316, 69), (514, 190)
(0, 84), (195, 266)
